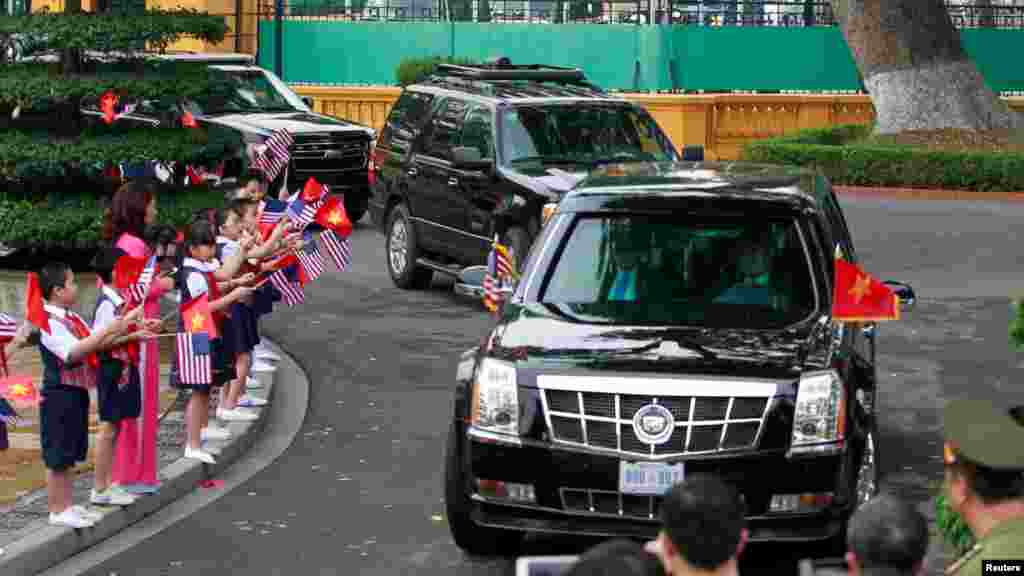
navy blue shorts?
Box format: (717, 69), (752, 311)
(97, 357), (142, 423)
(39, 386), (90, 471)
(224, 301), (260, 355)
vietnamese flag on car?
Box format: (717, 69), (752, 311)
(832, 257), (899, 321)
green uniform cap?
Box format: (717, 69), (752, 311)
(944, 399), (1024, 470)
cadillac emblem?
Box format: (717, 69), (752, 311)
(632, 404), (674, 445)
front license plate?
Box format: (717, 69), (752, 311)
(619, 461), (685, 496)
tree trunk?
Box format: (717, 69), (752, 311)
(831, 0), (1022, 133)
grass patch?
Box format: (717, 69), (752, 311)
(740, 124), (1024, 192)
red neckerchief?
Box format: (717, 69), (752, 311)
(206, 271), (227, 326)
(64, 313), (100, 370)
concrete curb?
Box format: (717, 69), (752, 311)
(835, 185), (1024, 202)
(0, 339), (283, 575)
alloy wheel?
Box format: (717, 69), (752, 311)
(389, 217), (408, 276)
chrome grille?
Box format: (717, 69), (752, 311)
(539, 377), (775, 458)
(290, 133), (367, 173)
(559, 488), (664, 521)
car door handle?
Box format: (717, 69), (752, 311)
(407, 167), (418, 177)
(448, 177), (459, 187)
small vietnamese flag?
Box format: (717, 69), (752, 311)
(100, 91), (118, 124)
(181, 292), (218, 339)
(0, 375), (40, 408)
(114, 255), (147, 291)
(314, 196), (352, 239)
(25, 272), (49, 334)
(302, 177), (327, 205)
(182, 111), (198, 128)
(832, 257), (899, 322)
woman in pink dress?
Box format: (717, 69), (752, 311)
(102, 180), (173, 494)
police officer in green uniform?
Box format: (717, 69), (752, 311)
(943, 399), (1024, 575)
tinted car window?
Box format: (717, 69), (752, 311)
(421, 98), (470, 161)
(383, 91), (435, 145)
(459, 105), (495, 160)
(540, 214), (816, 328)
(501, 104), (675, 167)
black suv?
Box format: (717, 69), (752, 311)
(368, 61), (680, 290)
(444, 160), (916, 557)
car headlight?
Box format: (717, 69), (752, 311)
(789, 370), (846, 456)
(470, 358), (519, 436)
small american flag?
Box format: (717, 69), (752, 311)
(176, 331), (211, 385)
(260, 197), (287, 225)
(494, 242), (514, 280)
(319, 229), (351, 272)
(296, 233), (325, 281)
(0, 313), (17, 339)
(483, 247), (499, 313)
(269, 269), (304, 306)
(287, 195), (321, 229)
(253, 129), (294, 181)
(126, 255), (157, 304)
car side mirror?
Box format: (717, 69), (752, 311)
(451, 147), (494, 172)
(882, 280), (916, 311)
(301, 96), (314, 109)
(453, 265), (515, 305)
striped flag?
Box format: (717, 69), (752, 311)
(260, 197), (287, 225)
(319, 229), (351, 272)
(253, 129), (294, 181)
(0, 313), (17, 339)
(295, 233), (325, 282)
(483, 246), (499, 313)
(494, 241), (514, 280)
(268, 269), (304, 306)
(287, 194), (321, 229)
(176, 331), (211, 385)
(125, 255), (157, 305)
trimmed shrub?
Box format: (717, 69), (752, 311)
(741, 125), (1024, 192)
(395, 55), (477, 87)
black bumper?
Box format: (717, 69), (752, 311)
(463, 429), (851, 544)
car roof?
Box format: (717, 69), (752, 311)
(409, 77), (617, 105)
(559, 161), (822, 212)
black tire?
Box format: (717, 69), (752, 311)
(344, 193), (369, 224)
(385, 203), (433, 290)
(444, 421), (522, 556)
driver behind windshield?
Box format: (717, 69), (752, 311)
(607, 221), (650, 302)
(712, 234), (781, 307)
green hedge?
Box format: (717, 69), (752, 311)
(395, 56), (477, 87)
(0, 185), (224, 253)
(741, 125), (1024, 192)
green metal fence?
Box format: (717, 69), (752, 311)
(257, 21), (1024, 93)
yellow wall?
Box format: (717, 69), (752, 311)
(290, 85), (1024, 161)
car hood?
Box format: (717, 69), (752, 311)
(486, 303), (833, 379)
(203, 111), (374, 138)
(501, 166), (590, 201)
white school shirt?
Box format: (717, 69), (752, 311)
(93, 285), (124, 332)
(40, 303), (84, 363)
(183, 257), (214, 299)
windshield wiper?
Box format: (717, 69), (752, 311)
(532, 339), (665, 357)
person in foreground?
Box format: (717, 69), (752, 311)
(845, 493), (929, 576)
(646, 473), (747, 576)
(567, 539), (665, 576)
(942, 398), (1024, 575)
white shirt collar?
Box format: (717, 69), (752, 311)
(183, 257), (214, 271)
(216, 235), (239, 248)
(101, 285), (124, 307)
(43, 303), (68, 319)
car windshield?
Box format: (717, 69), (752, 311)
(540, 214), (817, 328)
(188, 70), (298, 115)
(500, 104), (676, 167)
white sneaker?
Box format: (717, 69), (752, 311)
(238, 394), (268, 407)
(246, 376), (264, 389)
(72, 505), (104, 522)
(184, 446), (216, 464)
(251, 360), (276, 373)
(49, 508), (94, 528)
(219, 408), (259, 422)
(91, 488), (135, 506)
(201, 425), (232, 441)
(254, 346), (279, 361)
